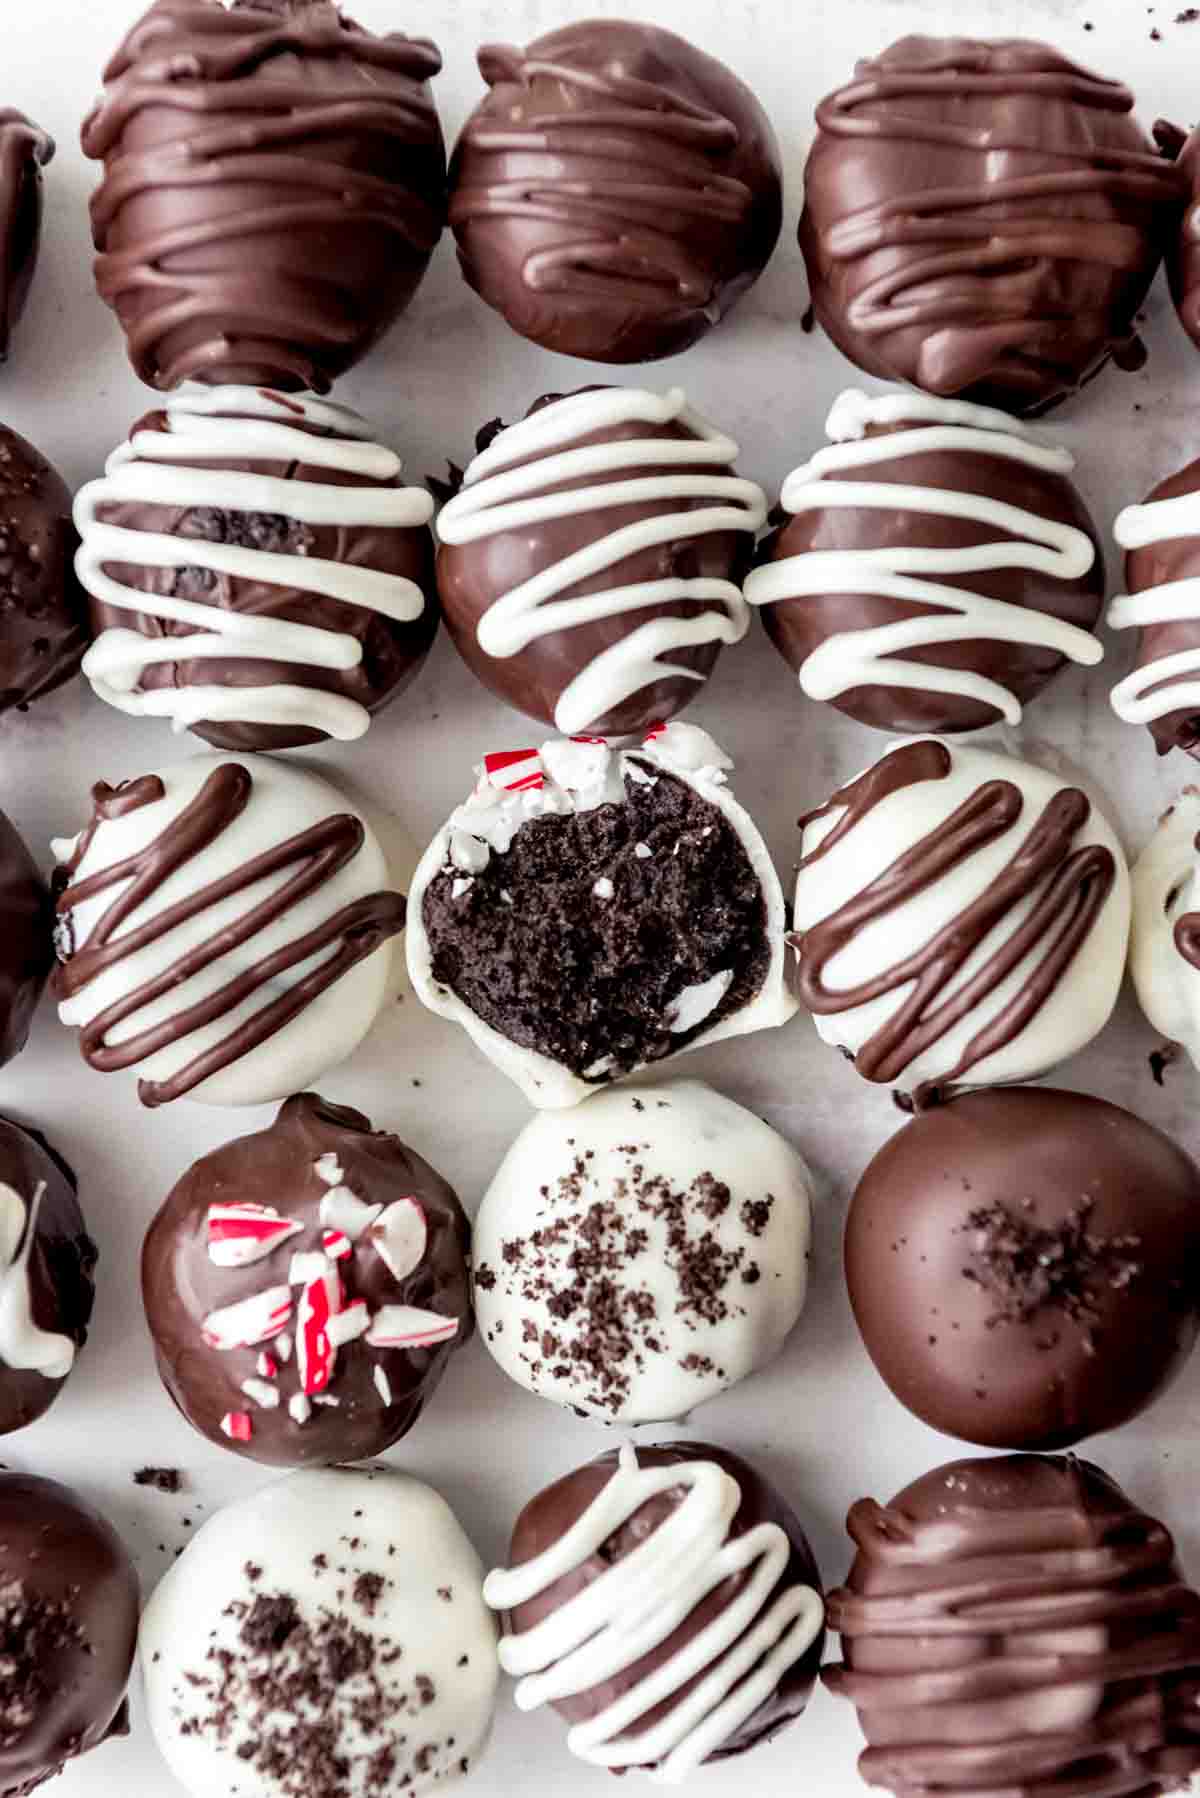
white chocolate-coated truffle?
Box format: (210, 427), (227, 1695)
(1130, 790), (1200, 1066)
(472, 1079), (812, 1423)
(140, 1466), (499, 1798)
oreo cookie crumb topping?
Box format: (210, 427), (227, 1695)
(960, 1197), (1144, 1341)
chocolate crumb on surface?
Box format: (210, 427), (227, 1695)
(133, 1467), (183, 1493)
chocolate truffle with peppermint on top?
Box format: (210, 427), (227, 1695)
(142, 1093), (471, 1466)
(0, 1472), (138, 1797)
(846, 1087), (1200, 1448)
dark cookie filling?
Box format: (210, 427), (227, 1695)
(422, 768), (770, 1079)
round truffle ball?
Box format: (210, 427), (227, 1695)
(82, 0), (447, 393)
(0, 1472), (138, 1796)
(1129, 788), (1200, 1069)
(142, 1092), (472, 1467)
(52, 754), (405, 1108)
(793, 738), (1130, 1104)
(0, 806), (51, 1073)
(141, 1465), (499, 1798)
(847, 1087), (1200, 1449)
(436, 388), (764, 738)
(823, 1454), (1200, 1797)
(485, 1443), (825, 1778)
(448, 22), (782, 364)
(472, 1078), (812, 1422)
(0, 424), (87, 715)
(1169, 127), (1200, 355)
(745, 389), (1104, 734)
(0, 110), (52, 364)
(1109, 454), (1200, 758)
(76, 387), (438, 752)
(0, 1116), (94, 1438)
(799, 37), (1186, 415)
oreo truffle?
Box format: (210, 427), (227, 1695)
(76, 387), (438, 751)
(82, 0), (446, 393)
(847, 1087), (1200, 1449)
(52, 753), (405, 1108)
(0, 424), (87, 715)
(0, 1472), (138, 1796)
(472, 1079), (812, 1423)
(793, 739), (1129, 1106)
(0, 111), (51, 364)
(0, 1116), (95, 1437)
(141, 1466), (499, 1798)
(436, 387), (764, 737)
(1129, 789), (1200, 1069)
(745, 389), (1104, 734)
(0, 805), (51, 1072)
(800, 37), (1186, 415)
(824, 1454), (1200, 1798)
(407, 725), (796, 1107)
(142, 1092), (471, 1466)
(1109, 455), (1200, 758)
(485, 1443), (824, 1778)
(448, 21), (782, 363)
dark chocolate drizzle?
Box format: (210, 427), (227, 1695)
(53, 765), (404, 1107)
(793, 741), (1116, 1104)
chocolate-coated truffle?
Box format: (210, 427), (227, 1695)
(472, 1079), (812, 1422)
(745, 389), (1104, 734)
(1170, 126), (1200, 354)
(52, 754), (404, 1108)
(1129, 789), (1200, 1070)
(485, 1443), (825, 1778)
(0, 806), (51, 1073)
(1109, 455), (1200, 758)
(448, 21), (782, 364)
(76, 387), (438, 752)
(847, 1087), (1200, 1449)
(82, 0), (446, 393)
(0, 110), (51, 364)
(792, 739), (1129, 1106)
(141, 1466), (499, 1798)
(0, 425), (87, 714)
(436, 387), (764, 737)
(0, 1472), (138, 1797)
(824, 1454), (1200, 1798)
(408, 726), (796, 1108)
(0, 1116), (94, 1438)
(800, 37), (1186, 415)
(143, 1092), (471, 1466)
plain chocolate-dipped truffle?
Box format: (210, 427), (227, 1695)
(745, 389), (1104, 735)
(448, 21), (782, 364)
(142, 1092), (472, 1466)
(824, 1454), (1200, 1798)
(847, 1087), (1200, 1449)
(1109, 455), (1200, 758)
(0, 110), (51, 364)
(799, 37), (1186, 415)
(436, 387), (763, 737)
(0, 1116), (94, 1438)
(0, 425), (86, 715)
(75, 387), (438, 752)
(0, 1472), (138, 1797)
(485, 1443), (825, 1778)
(0, 807), (51, 1073)
(82, 0), (447, 393)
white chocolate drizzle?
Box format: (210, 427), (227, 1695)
(0, 1183), (75, 1380)
(1109, 490), (1200, 725)
(483, 1445), (823, 1784)
(75, 385), (434, 742)
(436, 388), (764, 734)
(744, 388), (1101, 723)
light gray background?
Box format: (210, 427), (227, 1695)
(6, 0), (1199, 1792)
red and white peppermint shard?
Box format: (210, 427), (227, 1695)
(206, 1204), (303, 1267)
(325, 1300), (370, 1348)
(483, 749), (543, 793)
(371, 1198), (427, 1282)
(322, 1228), (352, 1261)
(571, 736), (608, 746)
(221, 1411), (253, 1442)
(297, 1268), (342, 1395)
(202, 1286), (292, 1351)
(642, 722), (667, 743)
(366, 1305), (459, 1349)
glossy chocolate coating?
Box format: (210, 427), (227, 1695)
(82, 0), (447, 393)
(448, 21), (782, 363)
(0, 808), (50, 1073)
(799, 37), (1186, 415)
(847, 1087), (1200, 1449)
(505, 1443), (825, 1768)
(0, 1472), (138, 1797)
(0, 1116), (94, 1437)
(142, 1093), (472, 1466)
(438, 394), (750, 735)
(1119, 455), (1200, 758)
(1170, 127), (1200, 353)
(0, 111), (52, 364)
(0, 426), (86, 715)
(824, 1454), (1200, 1798)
